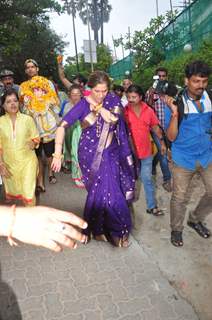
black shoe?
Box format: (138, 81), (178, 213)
(146, 207), (164, 216)
(187, 221), (211, 238)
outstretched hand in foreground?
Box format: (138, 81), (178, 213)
(0, 206), (88, 252)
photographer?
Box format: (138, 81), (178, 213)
(165, 60), (212, 247)
(146, 67), (172, 192)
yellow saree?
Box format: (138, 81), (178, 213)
(0, 112), (39, 205)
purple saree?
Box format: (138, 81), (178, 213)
(63, 93), (135, 238)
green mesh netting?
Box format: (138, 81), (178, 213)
(109, 0), (212, 79)
(155, 0), (212, 60)
(108, 54), (133, 80)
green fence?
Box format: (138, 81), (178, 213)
(155, 0), (212, 60)
(109, 0), (212, 79)
(108, 54), (133, 80)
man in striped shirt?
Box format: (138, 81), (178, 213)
(146, 67), (172, 192)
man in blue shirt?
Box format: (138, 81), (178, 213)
(165, 61), (212, 247)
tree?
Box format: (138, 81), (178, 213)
(64, 53), (91, 80)
(64, 43), (113, 81)
(132, 39), (212, 92)
(96, 44), (113, 70)
(62, 0), (80, 72)
(77, 0), (112, 44)
(0, 0), (61, 24)
(112, 10), (177, 72)
(0, 0), (66, 83)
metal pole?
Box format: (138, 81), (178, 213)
(169, 0), (175, 49)
(86, 0), (94, 72)
(100, 0), (104, 44)
(156, 0), (159, 17)
(188, 0), (192, 43)
(128, 26), (132, 55)
(169, 0), (173, 16)
(71, 11), (80, 72)
(112, 35), (118, 61)
(120, 35), (125, 59)
(66, 1), (79, 72)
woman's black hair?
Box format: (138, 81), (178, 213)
(68, 84), (82, 95)
(72, 74), (87, 86)
(126, 84), (145, 100)
(1, 88), (19, 106)
(185, 60), (211, 79)
(113, 84), (124, 92)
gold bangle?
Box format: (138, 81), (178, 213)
(52, 153), (64, 160)
(7, 204), (18, 247)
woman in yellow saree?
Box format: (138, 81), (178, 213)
(0, 90), (39, 206)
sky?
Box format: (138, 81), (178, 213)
(50, 0), (181, 61)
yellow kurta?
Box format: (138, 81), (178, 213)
(0, 112), (39, 205)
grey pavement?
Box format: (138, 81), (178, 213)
(0, 171), (210, 320)
(132, 174), (212, 320)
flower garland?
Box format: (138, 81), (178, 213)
(20, 76), (59, 113)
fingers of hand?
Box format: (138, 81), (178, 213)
(41, 239), (62, 252)
(53, 211), (88, 230)
(161, 148), (166, 155)
(60, 223), (87, 243)
(51, 160), (61, 172)
(57, 55), (63, 64)
(164, 95), (173, 105)
(51, 231), (77, 249)
(3, 168), (11, 178)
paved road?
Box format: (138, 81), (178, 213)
(0, 171), (210, 320)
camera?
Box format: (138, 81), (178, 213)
(152, 75), (178, 97)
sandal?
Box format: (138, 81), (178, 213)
(62, 167), (71, 174)
(146, 207), (164, 216)
(49, 175), (57, 184)
(108, 235), (130, 248)
(35, 185), (46, 194)
(187, 221), (211, 238)
(171, 231), (183, 247)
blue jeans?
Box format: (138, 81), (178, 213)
(140, 156), (157, 209)
(151, 132), (171, 182)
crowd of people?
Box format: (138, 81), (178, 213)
(0, 58), (211, 250)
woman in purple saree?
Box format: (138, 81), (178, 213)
(52, 71), (135, 247)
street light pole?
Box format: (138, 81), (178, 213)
(156, 0), (159, 17)
(65, 0), (80, 73)
(169, 0), (173, 15)
(86, 0), (94, 72)
(112, 35), (118, 61)
(71, 10), (80, 73)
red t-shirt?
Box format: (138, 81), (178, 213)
(124, 102), (159, 159)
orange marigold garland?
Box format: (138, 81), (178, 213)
(20, 76), (59, 113)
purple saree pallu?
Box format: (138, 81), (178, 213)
(63, 93), (135, 238)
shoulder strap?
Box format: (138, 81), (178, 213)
(177, 89), (212, 128)
(175, 90), (185, 128)
(206, 89), (212, 102)
(59, 99), (68, 117)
